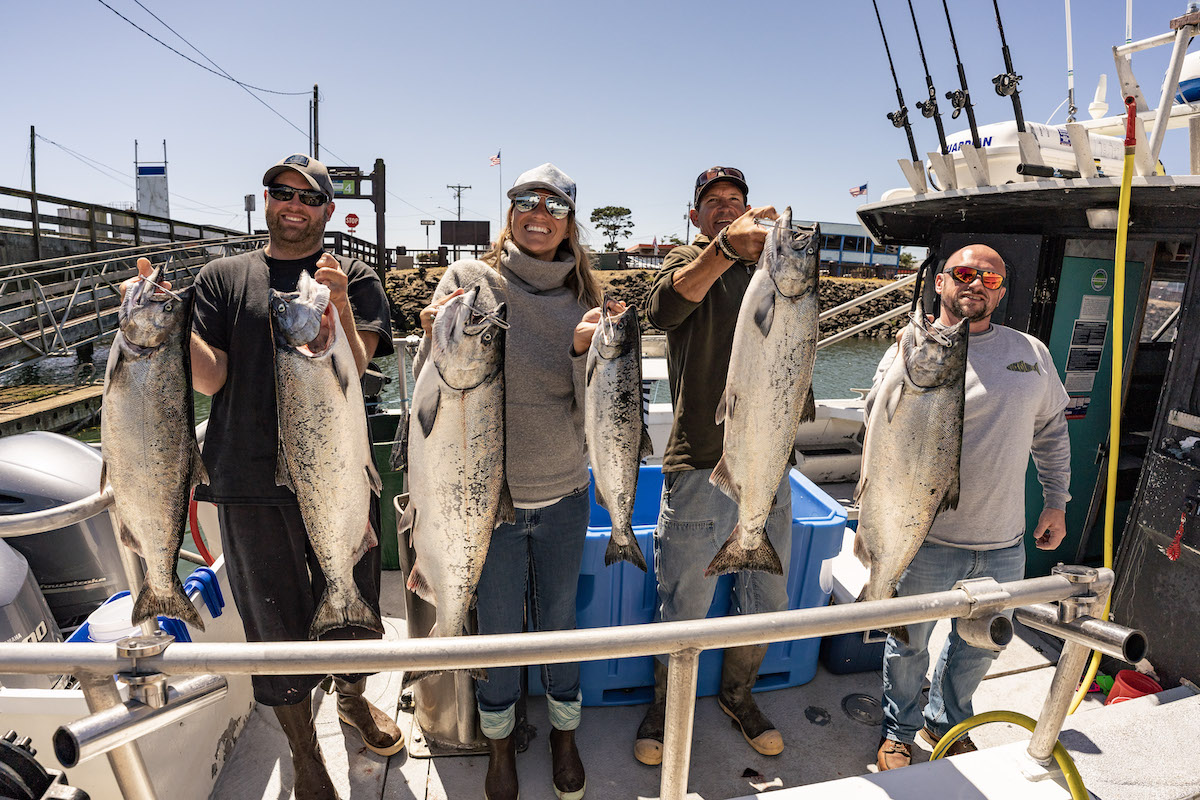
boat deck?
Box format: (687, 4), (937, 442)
(209, 571), (1200, 800)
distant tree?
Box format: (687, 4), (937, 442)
(590, 206), (634, 251)
(664, 234), (686, 246)
(898, 251), (915, 270)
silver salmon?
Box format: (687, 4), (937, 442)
(271, 271), (382, 638)
(585, 300), (652, 572)
(398, 286), (511, 684)
(853, 300), (969, 643)
(101, 264), (208, 631)
(707, 211), (820, 577)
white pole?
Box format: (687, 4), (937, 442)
(1126, 0), (1133, 45)
(1065, 0), (1076, 121)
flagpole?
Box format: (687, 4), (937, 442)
(497, 150), (503, 234)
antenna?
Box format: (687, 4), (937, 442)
(940, 0), (981, 147)
(871, 0), (921, 162)
(907, 0), (949, 154)
(1065, 0), (1077, 122)
(991, 0), (1027, 133)
(1089, 74), (1109, 119)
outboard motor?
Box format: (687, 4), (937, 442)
(0, 432), (129, 630)
(0, 538), (63, 689)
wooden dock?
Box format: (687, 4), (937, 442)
(0, 384), (103, 437)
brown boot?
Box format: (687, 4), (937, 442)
(717, 645), (784, 756)
(633, 659), (667, 766)
(484, 733), (518, 800)
(273, 697), (339, 800)
(876, 738), (912, 771)
(333, 677), (405, 756)
(549, 728), (585, 800)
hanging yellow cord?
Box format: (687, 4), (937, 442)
(929, 710), (1089, 800)
(1067, 96), (1138, 715)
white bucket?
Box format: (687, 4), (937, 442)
(87, 595), (140, 642)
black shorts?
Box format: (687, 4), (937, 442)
(218, 501), (383, 706)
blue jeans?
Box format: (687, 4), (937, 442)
(881, 541), (1026, 742)
(475, 486), (589, 739)
(653, 469), (792, 641)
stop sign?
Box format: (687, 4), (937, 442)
(345, 213), (359, 231)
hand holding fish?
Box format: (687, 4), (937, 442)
(723, 205), (779, 263)
(119, 257), (173, 300)
(1032, 507), (1067, 550)
(420, 288), (465, 336)
(573, 298), (626, 356)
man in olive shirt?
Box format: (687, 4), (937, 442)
(638, 167), (789, 764)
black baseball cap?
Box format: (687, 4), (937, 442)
(694, 166), (748, 205)
(263, 153), (336, 200)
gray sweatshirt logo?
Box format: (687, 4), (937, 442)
(1006, 360), (1042, 374)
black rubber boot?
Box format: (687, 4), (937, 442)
(634, 659), (668, 766)
(484, 733), (519, 800)
(273, 696), (340, 800)
(549, 727), (585, 800)
(333, 677), (405, 756)
(717, 645), (784, 756)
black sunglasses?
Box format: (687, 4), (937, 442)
(267, 185), (329, 207)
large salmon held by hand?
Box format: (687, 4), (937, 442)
(707, 211), (820, 577)
(101, 264), (208, 631)
(271, 271), (383, 638)
(853, 301), (969, 643)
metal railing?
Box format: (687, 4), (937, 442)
(817, 271), (917, 349)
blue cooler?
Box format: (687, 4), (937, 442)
(818, 523), (889, 674)
(530, 465), (846, 706)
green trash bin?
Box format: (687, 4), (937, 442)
(370, 411), (406, 570)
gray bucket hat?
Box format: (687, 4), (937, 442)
(262, 153), (336, 201)
(506, 163), (576, 211)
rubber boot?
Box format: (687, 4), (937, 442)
(273, 696), (339, 800)
(333, 677), (405, 756)
(717, 645), (784, 756)
(484, 733), (519, 800)
(549, 727), (586, 800)
(633, 659), (667, 765)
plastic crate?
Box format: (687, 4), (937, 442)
(530, 465), (846, 706)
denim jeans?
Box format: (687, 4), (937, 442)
(475, 486), (589, 739)
(653, 469), (792, 640)
(880, 540), (1026, 742)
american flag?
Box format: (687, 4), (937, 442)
(849, 183), (868, 197)
(489, 150), (501, 166)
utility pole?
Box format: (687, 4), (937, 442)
(447, 183), (470, 260)
(30, 126), (41, 261)
(684, 202), (691, 244)
(311, 84), (319, 159)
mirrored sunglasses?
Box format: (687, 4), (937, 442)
(947, 265), (1005, 290)
(267, 185), (329, 206)
(696, 166), (745, 185)
(512, 193), (571, 219)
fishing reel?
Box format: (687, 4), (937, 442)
(914, 97), (939, 119)
(0, 731), (88, 800)
(993, 71), (1022, 97)
(886, 106), (909, 129)
(945, 88), (968, 119)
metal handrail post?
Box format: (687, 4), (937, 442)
(77, 671), (157, 800)
(660, 650), (701, 800)
(1026, 566), (1109, 764)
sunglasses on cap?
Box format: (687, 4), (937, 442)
(267, 185), (329, 207)
(512, 192), (571, 219)
(696, 166), (745, 186)
(945, 265), (1005, 290)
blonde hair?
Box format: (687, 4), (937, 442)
(482, 205), (601, 308)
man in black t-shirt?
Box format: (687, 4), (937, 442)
(124, 153), (399, 798)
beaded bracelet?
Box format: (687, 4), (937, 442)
(715, 228), (742, 262)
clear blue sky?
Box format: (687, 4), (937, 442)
(4, 0), (1194, 252)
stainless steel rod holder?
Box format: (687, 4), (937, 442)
(1015, 603), (1147, 663)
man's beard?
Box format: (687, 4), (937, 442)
(945, 293), (994, 323)
(266, 210), (324, 252)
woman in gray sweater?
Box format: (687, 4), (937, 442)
(414, 163), (607, 800)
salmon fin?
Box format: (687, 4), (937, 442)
(705, 526), (784, 577)
(586, 349), (598, 386)
(883, 380), (904, 424)
(939, 474), (961, 513)
(852, 475), (867, 503)
(274, 440), (295, 491)
(709, 455), (739, 502)
(753, 289), (776, 337)
(852, 531), (872, 569)
(133, 578), (205, 632)
(884, 625), (910, 645)
(496, 478), (515, 526)
(594, 484), (609, 510)
(800, 385), (817, 424)
(115, 519), (139, 553)
(406, 563), (436, 605)
(639, 424), (654, 460)
(103, 339), (127, 386)
(416, 385), (440, 438)
(309, 586), (383, 638)
(354, 519), (377, 562)
(715, 390), (735, 426)
(390, 408), (410, 471)
(366, 459), (382, 496)
(331, 345), (355, 397)
(99, 459), (109, 494)
(605, 525), (648, 572)
(190, 442), (210, 488)
(403, 667), (487, 689)
(397, 500), (415, 536)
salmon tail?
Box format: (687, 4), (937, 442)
(133, 579), (205, 632)
(884, 625), (910, 645)
(309, 587), (384, 638)
(704, 526), (783, 577)
(709, 456), (739, 502)
(402, 666), (487, 690)
(605, 526), (648, 572)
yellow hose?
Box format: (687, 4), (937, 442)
(1067, 96), (1136, 715)
(929, 710), (1089, 800)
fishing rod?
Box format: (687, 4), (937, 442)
(871, 0), (921, 163)
(991, 0), (1027, 133)
(907, 0), (950, 155)
(941, 0), (981, 148)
